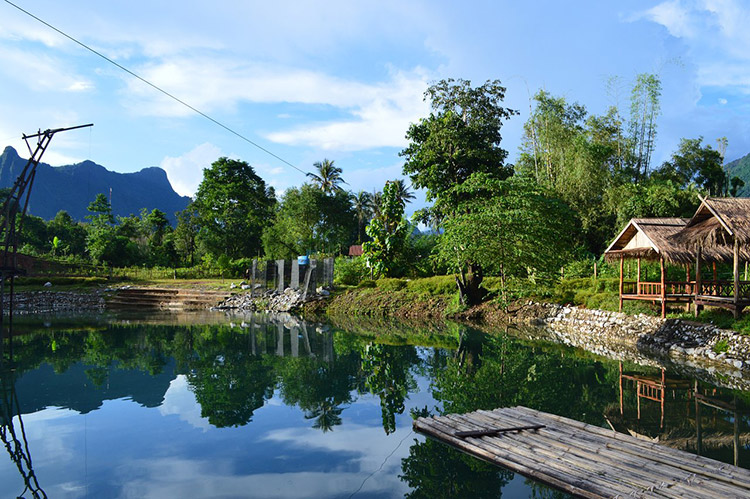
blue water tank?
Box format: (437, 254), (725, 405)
(297, 255), (309, 265)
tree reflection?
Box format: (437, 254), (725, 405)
(185, 327), (275, 428)
(400, 437), (511, 498)
(275, 351), (360, 432)
(361, 343), (419, 434)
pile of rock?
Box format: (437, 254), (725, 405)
(214, 286), (330, 313)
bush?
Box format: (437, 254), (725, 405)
(357, 279), (376, 288)
(376, 278), (408, 291)
(334, 256), (369, 285)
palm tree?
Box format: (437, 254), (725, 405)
(392, 179), (416, 208)
(369, 190), (383, 219)
(351, 190), (373, 243)
(306, 159), (346, 194)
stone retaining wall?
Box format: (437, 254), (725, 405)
(519, 302), (750, 389)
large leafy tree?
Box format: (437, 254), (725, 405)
(437, 174), (575, 304)
(350, 190), (373, 244)
(193, 157), (275, 260)
(401, 79), (517, 303)
(262, 183), (356, 259)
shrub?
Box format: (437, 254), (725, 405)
(334, 256), (369, 285)
(357, 279), (376, 288)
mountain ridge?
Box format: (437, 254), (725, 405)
(0, 146), (190, 224)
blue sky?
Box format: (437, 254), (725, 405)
(1, 0), (749, 214)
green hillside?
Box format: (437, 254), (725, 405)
(726, 152), (750, 197)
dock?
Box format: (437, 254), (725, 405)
(413, 405), (750, 498)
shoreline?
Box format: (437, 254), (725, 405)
(7, 286), (750, 384)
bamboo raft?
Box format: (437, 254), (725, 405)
(413, 406), (750, 498)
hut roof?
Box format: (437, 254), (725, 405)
(604, 218), (694, 263)
(673, 197), (750, 247)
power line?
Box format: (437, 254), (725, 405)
(3, 0), (309, 176)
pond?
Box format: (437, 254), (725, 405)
(1, 311), (749, 498)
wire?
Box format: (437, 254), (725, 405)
(3, 0), (310, 176)
(347, 429), (413, 498)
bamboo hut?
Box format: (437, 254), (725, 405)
(670, 197), (750, 318)
(604, 218), (695, 317)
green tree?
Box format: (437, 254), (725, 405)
(85, 193), (118, 264)
(437, 174), (575, 304)
(350, 190), (373, 244)
(193, 157), (275, 260)
(306, 158), (346, 194)
(629, 73), (661, 181)
(174, 203), (201, 266)
(391, 179), (416, 208)
(362, 181), (410, 278)
(47, 210), (86, 256)
(262, 184), (356, 259)
(401, 79), (516, 301)
(402, 79), (516, 209)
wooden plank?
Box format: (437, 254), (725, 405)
(507, 406), (750, 487)
(415, 406), (750, 499)
(414, 417), (611, 498)
(477, 410), (739, 499)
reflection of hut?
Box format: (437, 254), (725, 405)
(604, 218), (695, 317)
(608, 363), (750, 467)
(670, 197), (750, 318)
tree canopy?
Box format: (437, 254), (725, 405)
(193, 157), (275, 260)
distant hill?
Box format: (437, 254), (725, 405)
(725, 152), (750, 197)
(0, 146), (191, 224)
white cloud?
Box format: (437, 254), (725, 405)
(719, 97), (728, 105)
(642, 0), (696, 38)
(160, 143), (221, 196)
(0, 45), (94, 93)
(159, 375), (212, 431)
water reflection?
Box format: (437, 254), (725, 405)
(0, 313), (748, 497)
(608, 363), (750, 467)
(1, 363), (48, 498)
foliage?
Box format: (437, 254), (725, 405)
(333, 256), (369, 285)
(306, 158), (346, 194)
(363, 180), (410, 278)
(436, 174), (576, 303)
(629, 73), (661, 180)
(262, 183), (356, 259)
(193, 157), (275, 260)
(402, 78), (516, 208)
(652, 137), (726, 195)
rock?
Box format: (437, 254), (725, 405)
(241, 284), (251, 290)
(230, 283), (237, 289)
(44, 282), (52, 287)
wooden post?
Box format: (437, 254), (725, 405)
(712, 261), (717, 283)
(695, 247), (702, 318)
(660, 256), (666, 318)
(734, 237), (740, 319)
(619, 362), (623, 416)
(660, 368), (666, 430)
(685, 264), (692, 312)
(636, 257), (641, 295)
(619, 254), (624, 312)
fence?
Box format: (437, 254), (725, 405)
(247, 258), (335, 295)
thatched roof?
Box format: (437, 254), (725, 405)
(671, 197), (750, 247)
(604, 218), (694, 263)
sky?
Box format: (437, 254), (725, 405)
(1, 0), (749, 215)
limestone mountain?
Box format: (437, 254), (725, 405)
(0, 146), (190, 224)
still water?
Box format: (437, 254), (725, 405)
(1, 312), (748, 498)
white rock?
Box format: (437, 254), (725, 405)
(44, 282), (52, 287)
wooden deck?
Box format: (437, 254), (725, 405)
(413, 406), (750, 498)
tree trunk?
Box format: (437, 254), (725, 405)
(456, 262), (486, 306)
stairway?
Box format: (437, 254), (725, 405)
(107, 287), (231, 311)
